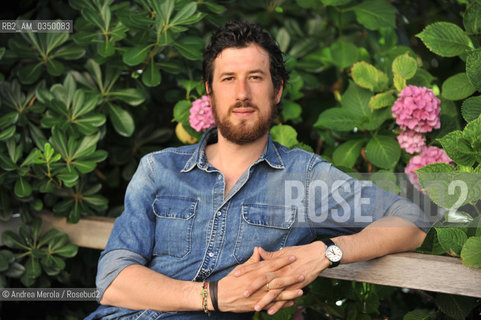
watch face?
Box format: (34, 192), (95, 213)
(326, 245), (342, 263)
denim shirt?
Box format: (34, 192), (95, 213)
(85, 128), (426, 320)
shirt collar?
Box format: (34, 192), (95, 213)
(182, 127), (285, 172)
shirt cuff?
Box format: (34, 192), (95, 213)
(384, 198), (433, 233)
(95, 249), (147, 301)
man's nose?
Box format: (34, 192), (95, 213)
(236, 79), (250, 101)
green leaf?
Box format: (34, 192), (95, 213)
(281, 101), (302, 121)
(392, 53), (418, 79)
(0, 126), (16, 141)
(460, 236), (481, 267)
(461, 96), (481, 122)
(46, 59), (65, 76)
(25, 256), (42, 280)
(438, 131), (477, 166)
(6, 262), (25, 278)
(403, 309), (436, 320)
(463, 115), (481, 151)
(276, 28), (290, 53)
(270, 124), (298, 149)
(416, 22), (472, 57)
(52, 44), (86, 60)
(142, 60), (161, 87)
(38, 228), (66, 247)
(108, 103), (135, 137)
(313, 108), (359, 131)
(110, 88), (146, 106)
(332, 139), (366, 168)
(73, 132), (100, 159)
(436, 293), (478, 320)
(173, 36), (203, 61)
(365, 135), (400, 169)
(98, 39), (115, 57)
(2, 231), (29, 250)
(321, 0), (353, 5)
(351, 61), (389, 92)
(122, 45), (152, 66)
(329, 41), (360, 69)
(18, 63), (43, 85)
(171, 2), (197, 25)
(173, 100), (191, 123)
(57, 168), (79, 187)
(85, 59), (102, 90)
(369, 91), (395, 110)
(435, 228), (467, 256)
(350, 0), (396, 30)
(466, 48), (481, 91)
(46, 32), (69, 54)
(0, 153), (16, 171)
(442, 73), (476, 101)
(0, 112), (19, 129)
(81, 7), (104, 30)
(464, 2), (481, 35)
(53, 243), (78, 258)
(14, 177), (32, 198)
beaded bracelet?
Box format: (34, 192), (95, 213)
(200, 280), (210, 314)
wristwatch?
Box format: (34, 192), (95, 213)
(321, 238), (342, 268)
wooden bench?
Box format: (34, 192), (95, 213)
(2, 213), (480, 298)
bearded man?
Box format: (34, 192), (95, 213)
(85, 20), (428, 320)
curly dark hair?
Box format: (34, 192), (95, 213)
(203, 20), (289, 94)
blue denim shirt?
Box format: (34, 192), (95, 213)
(85, 128), (426, 320)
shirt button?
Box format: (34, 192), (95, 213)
(217, 211), (222, 216)
(217, 175), (222, 180)
(208, 252), (214, 257)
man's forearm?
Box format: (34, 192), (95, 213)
(332, 216), (427, 264)
(101, 264), (206, 312)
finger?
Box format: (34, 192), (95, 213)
(266, 300), (294, 315)
(254, 289), (302, 312)
(244, 272), (304, 298)
(235, 254), (296, 278)
(269, 274), (305, 291)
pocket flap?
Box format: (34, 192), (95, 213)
(241, 203), (296, 229)
(152, 195), (198, 220)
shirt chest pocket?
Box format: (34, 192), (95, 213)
(234, 203), (296, 264)
(152, 195), (198, 259)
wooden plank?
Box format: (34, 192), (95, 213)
(40, 214), (114, 250)
(321, 252), (481, 298)
(36, 214), (481, 298)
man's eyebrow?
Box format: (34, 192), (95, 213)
(218, 70), (267, 77)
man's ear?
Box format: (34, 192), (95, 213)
(275, 82), (284, 104)
(205, 81), (211, 95)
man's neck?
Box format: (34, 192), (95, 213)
(206, 132), (268, 195)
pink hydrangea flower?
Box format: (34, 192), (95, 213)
(405, 146), (452, 190)
(397, 130), (426, 154)
(392, 85), (441, 133)
(189, 95), (215, 132)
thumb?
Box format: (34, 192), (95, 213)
(246, 247), (261, 263)
(258, 247), (276, 260)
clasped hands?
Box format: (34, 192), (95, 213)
(216, 241), (328, 315)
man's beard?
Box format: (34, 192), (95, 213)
(211, 97), (277, 145)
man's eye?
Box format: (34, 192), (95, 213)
(222, 77), (234, 81)
(250, 75), (262, 80)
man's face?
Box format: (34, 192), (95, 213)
(208, 43), (283, 145)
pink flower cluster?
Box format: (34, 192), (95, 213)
(393, 86), (442, 154)
(189, 96), (216, 132)
(405, 146), (452, 190)
(397, 131), (426, 154)
(392, 85), (441, 133)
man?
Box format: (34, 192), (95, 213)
(85, 21), (427, 319)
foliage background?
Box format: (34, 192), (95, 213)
(0, 0), (480, 319)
